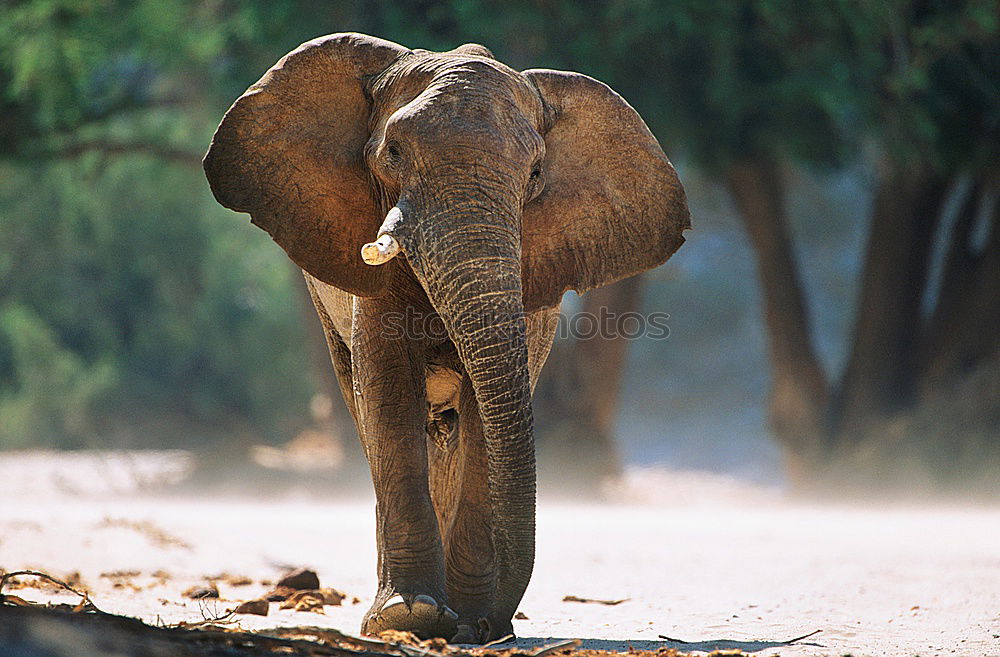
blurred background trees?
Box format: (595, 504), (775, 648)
(1, 0), (997, 492)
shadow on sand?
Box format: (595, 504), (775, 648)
(501, 633), (824, 654)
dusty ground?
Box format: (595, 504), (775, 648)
(2, 451), (999, 657)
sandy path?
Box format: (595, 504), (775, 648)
(1, 458), (999, 656)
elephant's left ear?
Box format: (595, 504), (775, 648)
(520, 69), (690, 312)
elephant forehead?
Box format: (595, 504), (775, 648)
(387, 86), (544, 163)
(373, 53), (546, 141)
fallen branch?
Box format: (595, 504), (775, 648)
(167, 602), (237, 630)
(0, 569), (104, 614)
(656, 636), (690, 644)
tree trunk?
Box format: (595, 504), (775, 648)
(728, 156), (998, 490)
(834, 166), (948, 442)
(533, 276), (642, 489)
(921, 184), (1000, 391)
(725, 159), (830, 475)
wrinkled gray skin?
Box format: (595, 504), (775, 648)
(204, 33), (689, 643)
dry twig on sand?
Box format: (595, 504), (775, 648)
(561, 595), (629, 606)
(0, 569), (103, 613)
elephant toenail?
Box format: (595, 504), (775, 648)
(412, 594), (437, 608)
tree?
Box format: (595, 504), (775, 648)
(0, 1), (328, 449)
(4, 0), (995, 492)
(533, 277), (644, 488)
(236, 0), (1000, 488)
(635, 0), (1000, 488)
(428, 0), (999, 488)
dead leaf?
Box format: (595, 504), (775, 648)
(100, 570), (141, 579)
(530, 638), (582, 657)
(423, 636), (449, 652)
(377, 630), (422, 645)
(98, 517), (191, 550)
(279, 590), (325, 614)
(111, 580), (142, 592)
(71, 598), (97, 613)
(515, 611), (529, 620)
(1, 594), (31, 606)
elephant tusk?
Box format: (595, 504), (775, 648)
(361, 233), (400, 265)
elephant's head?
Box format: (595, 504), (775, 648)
(203, 33), (688, 633)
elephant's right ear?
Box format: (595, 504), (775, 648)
(204, 33), (409, 296)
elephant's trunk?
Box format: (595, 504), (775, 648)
(397, 194), (535, 636)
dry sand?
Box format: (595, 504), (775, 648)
(2, 452), (999, 656)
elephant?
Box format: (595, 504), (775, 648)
(203, 33), (689, 643)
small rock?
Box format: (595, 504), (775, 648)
(276, 568), (320, 590)
(183, 584), (219, 600)
(514, 611), (529, 620)
(233, 599), (269, 616)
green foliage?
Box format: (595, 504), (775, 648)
(879, 0), (1000, 171)
(0, 158), (314, 448)
(0, 0), (995, 448)
(366, 0), (998, 173)
(0, 302), (118, 448)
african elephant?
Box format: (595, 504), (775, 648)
(203, 33), (689, 643)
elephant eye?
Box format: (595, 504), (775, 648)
(383, 140), (403, 165)
(527, 165), (544, 201)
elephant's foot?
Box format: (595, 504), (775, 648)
(450, 622), (485, 645)
(362, 593), (458, 639)
(450, 614), (514, 645)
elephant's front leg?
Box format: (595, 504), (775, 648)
(436, 379), (497, 643)
(353, 295), (458, 638)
